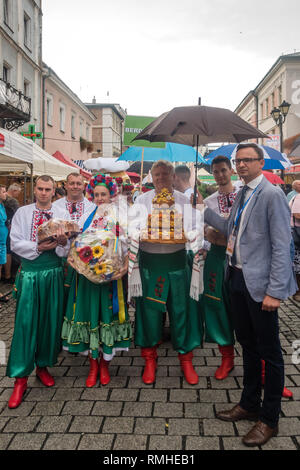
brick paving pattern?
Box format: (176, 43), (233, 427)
(0, 289), (299, 451)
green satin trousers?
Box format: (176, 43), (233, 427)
(6, 252), (64, 378)
(134, 251), (203, 354)
(201, 244), (234, 346)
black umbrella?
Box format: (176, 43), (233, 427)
(128, 161), (154, 174)
(133, 105), (268, 201)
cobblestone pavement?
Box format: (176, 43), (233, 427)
(0, 287), (299, 451)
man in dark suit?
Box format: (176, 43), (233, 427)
(204, 143), (297, 447)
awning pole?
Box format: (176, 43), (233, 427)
(30, 163), (34, 202)
(24, 174), (27, 205)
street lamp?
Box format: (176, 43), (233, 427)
(270, 100), (291, 181)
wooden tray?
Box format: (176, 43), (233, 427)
(141, 237), (187, 244)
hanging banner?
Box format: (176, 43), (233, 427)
(123, 115), (165, 148)
(265, 134), (281, 151)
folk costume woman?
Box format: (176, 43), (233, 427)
(62, 174), (132, 387)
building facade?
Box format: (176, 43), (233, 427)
(85, 100), (126, 159)
(43, 63), (96, 161)
(235, 52), (300, 149)
(0, 0), (42, 133)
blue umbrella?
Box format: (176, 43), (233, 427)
(205, 144), (291, 170)
(118, 142), (207, 163)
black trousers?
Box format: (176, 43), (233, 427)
(229, 267), (284, 428)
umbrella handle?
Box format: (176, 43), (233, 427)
(139, 148), (145, 192)
(193, 183), (198, 206)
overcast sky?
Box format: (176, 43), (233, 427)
(42, 0), (300, 117)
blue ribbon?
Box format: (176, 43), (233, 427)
(112, 280), (119, 318)
(83, 207), (98, 233)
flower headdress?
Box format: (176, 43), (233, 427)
(122, 182), (135, 193)
(142, 183), (154, 193)
(86, 173), (118, 201)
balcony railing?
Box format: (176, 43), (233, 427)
(0, 78), (31, 130)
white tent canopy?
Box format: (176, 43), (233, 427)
(0, 128), (78, 180)
(0, 127), (32, 165)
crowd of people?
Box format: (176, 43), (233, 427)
(1, 142), (299, 448)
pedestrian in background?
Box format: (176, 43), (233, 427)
(53, 186), (66, 202)
(289, 182), (300, 301)
(3, 183), (21, 284)
(174, 165), (194, 198)
(0, 185), (8, 303)
(287, 180), (300, 202)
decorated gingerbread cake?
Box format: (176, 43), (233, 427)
(38, 219), (79, 243)
(141, 188), (187, 244)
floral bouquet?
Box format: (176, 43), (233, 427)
(67, 202), (128, 284)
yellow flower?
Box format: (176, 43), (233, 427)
(94, 263), (107, 275)
(92, 246), (104, 258)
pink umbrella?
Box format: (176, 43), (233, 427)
(262, 171), (284, 185)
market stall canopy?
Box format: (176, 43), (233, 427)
(0, 128), (32, 165)
(33, 145), (79, 180)
(0, 129), (78, 180)
(53, 151), (91, 179)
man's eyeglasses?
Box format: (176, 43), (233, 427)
(232, 158), (262, 165)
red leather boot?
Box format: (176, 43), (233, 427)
(215, 345), (235, 380)
(141, 347), (158, 384)
(36, 367), (55, 387)
(178, 351), (199, 385)
(86, 358), (99, 388)
(8, 377), (28, 409)
(261, 360), (293, 398)
(100, 357), (111, 386)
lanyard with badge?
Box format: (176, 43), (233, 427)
(226, 185), (260, 257)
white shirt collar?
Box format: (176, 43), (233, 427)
(246, 173), (264, 190)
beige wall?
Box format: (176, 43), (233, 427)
(236, 57), (300, 147)
(44, 77), (95, 160)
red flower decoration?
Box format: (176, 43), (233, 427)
(116, 177), (123, 185)
(78, 246), (93, 263)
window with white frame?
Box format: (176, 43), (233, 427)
(71, 115), (76, 139)
(265, 98), (269, 117)
(24, 79), (30, 98)
(3, 0), (12, 29)
(278, 85), (282, 105)
(86, 124), (90, 141)
(60, 105), (66, 132)
(46, 94), (53, 126)
(79, 119), (84, 138)
(3, 63), (11, 83)
(24, 12), (31, 49)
